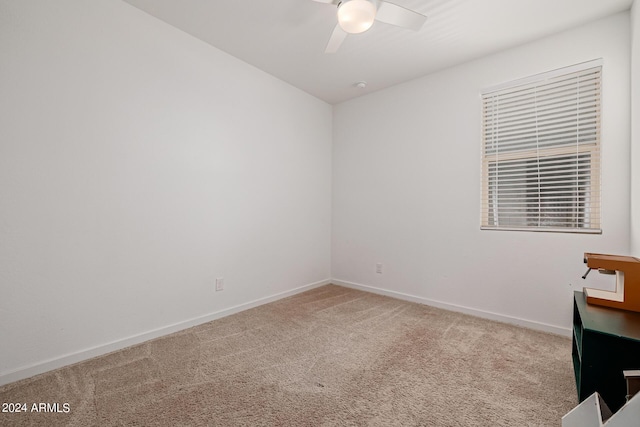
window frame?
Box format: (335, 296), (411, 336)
(480, 59), (602, 234)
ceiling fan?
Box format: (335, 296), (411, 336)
(312, 0), (427, 53)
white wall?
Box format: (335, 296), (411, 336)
(631, 0), (640, 257)
(332, 12), (631, 334)
(0, 0), (331, 384)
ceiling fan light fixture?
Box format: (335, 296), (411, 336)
(337, 0), (377, 34)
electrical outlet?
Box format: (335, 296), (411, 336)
(376, 263), (383, 274)
(215, 277), (224, 291)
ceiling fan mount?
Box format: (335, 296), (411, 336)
(312, 0), (427, 53)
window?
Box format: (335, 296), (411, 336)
(480, 60), (602, 233)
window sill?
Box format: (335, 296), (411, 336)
(480, 226), (602, 234)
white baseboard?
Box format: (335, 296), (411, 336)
(1, 277), (570, 387)
(332, 279), (572, 337)
(0, 278), (331, 387)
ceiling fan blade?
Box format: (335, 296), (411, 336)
(325, 24), (347, 53)
(375, 1), (427, 31)
(311, 0), (340, 4)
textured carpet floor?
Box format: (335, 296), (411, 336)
(0, 285), (576, 426)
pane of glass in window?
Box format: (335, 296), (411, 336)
(487, 154), (592, 228)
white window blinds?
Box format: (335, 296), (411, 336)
(481, 60), (602, 233)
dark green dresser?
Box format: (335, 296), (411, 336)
(572, 291), (640, 411)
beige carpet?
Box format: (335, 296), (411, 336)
(0, 285), (576, 426)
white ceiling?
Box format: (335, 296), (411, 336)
(122, 0), (634, 105)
